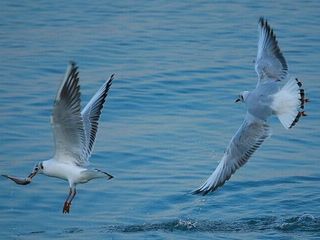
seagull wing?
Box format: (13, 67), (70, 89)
(255, 17), (288, 85)
(81, 74), (114, 162)
(193, 113), (271, 195)
(51, 62), (86, 165)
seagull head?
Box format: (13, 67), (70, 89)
(27, 162), (44, 179)
(235, 91), (250, 103)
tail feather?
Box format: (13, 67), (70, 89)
(94, 168), (114, 179)
(82, 169), (113, 181)
(271, 78), (307, 129)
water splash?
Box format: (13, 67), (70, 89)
(276, 214), (319, 232)
(105, 214), (320, 233)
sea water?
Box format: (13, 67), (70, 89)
(0, 1), (319, 239)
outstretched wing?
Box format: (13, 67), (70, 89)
(255, 17), (288, 85)
(81, 74), (114, 162)
(51, 62), (86, 165)
(193, 113), (271, 195)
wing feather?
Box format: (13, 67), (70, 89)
(255, 17), (288, 84)
(81, 74), (114, 162)
(52, 62), (86, 165)
(193, 114), (271, 195)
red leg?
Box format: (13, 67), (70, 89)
(63, 188), (72, 214)
(63, 187), (76, 214)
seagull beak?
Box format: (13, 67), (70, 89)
(27, 168), (38, 179)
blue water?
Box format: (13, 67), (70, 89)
(0, 0), (320, 239)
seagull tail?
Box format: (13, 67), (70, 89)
(271, 78), (308, 129)
(82, 169), (113, 181)
(94, 169), (114, 180)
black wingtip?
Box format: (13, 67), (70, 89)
(109, 73), (115, 80)
(108, 175), (114, 180)
(259, 17), (271, 35)
(69, 60), (76, 67)
(259, 17), (269, 29)
(66, 61), (79, 81)
(68, 61), (78, 74)
(106, 73), (115, 88)
(103, 74), (115, 97)
(259, 17), (265, 25)
(192, 188), (210, 196)
(191, 189), (199, 195)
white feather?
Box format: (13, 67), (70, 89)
(271, 78), (301, 129)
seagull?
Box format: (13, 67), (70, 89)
(193, 18), (308, 195)
(2, 62), (114, 213)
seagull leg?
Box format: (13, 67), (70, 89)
(63, 187), (76, 214)
(67, 188), (76, 213)
(63, 188), (72, 213)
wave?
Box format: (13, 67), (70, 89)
(105, 214), (320, 233)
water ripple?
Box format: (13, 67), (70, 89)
(104, 214), (320, 233)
